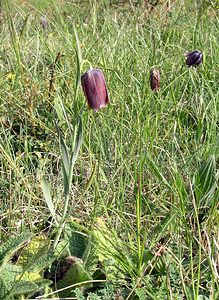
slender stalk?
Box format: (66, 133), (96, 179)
(52, 24), (83, 250)
(136, 120), (143, 275)
(53, 194), (69, 250)
(73, 23), (82, 113)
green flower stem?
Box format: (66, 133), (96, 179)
(52, 24), (87, 250)
(53, 194), (69, 250)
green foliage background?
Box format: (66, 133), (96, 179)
(0, 0), (218, 299)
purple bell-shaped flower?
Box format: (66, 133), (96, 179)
(81, 68), (110, 112)
(150, 69), (160, 92)
(185, 50), (203, 67)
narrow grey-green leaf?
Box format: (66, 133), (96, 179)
(62, 163), (70, 197)
(68, 116), (83, 188)
(71, 115), (83, 169)
(41, 177), (57, 225)
(58, 127), (70, 177)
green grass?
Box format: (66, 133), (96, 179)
(0, 0), (219, 299)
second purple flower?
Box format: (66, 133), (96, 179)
(185, 50), (203, 67)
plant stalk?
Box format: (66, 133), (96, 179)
(53, 194), (70, 250)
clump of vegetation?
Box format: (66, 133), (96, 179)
(0, 0), (218, 299)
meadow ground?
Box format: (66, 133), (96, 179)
(0, 0), (219, 299)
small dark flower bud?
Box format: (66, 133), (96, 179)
(40, 17), (48, 30)
(150, 69), (160, 92)
(185, 50), (203, 67)
(81, 68), (110, 112)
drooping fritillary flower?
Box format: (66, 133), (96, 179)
(185, 50), (203, 67)
(81, 68), (110, 112)
(150, 69), (160, 92)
